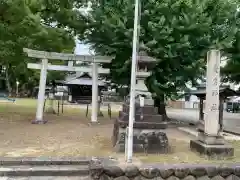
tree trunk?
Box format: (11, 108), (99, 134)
(5, 66), (12, 96)
(154, 95), (168, 121)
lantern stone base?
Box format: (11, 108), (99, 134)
(190, 133), (234, 157)
(113, 128), (169, 153)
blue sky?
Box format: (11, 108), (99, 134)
(74, 42), (91, 55)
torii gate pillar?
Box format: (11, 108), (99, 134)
(91, 62), (99, 123)
(33, 58), (48, 124)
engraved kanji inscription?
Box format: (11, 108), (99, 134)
(212, 77), (218, 86)
(210, 104), (218, 111)
(211, 90), (219, 96)
(214, 63), (220, 73)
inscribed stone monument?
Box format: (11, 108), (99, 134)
(190, 50), (234, 157)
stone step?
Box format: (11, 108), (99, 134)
(118, 120), (168, 129)
(0, 176), (90, 180)
(122, 104), (158, 114)
(0, 176), (90, 179)
(119, 111), (163, 122)
(0, 165), (89, 177)
(0, 158), (90, 166)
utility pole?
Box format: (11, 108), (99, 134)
(126, 0), (140, 163)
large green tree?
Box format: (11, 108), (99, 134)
(0, 0), (76, 95)
(76, 0), (238, 115)
(221, 33), (240, 84)
(221, 9), (240, 84)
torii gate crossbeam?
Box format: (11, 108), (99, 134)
(24, 48), (112, 124)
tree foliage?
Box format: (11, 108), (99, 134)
(78, 0), (238, 99)
(0, 0), (76, 94)
(222, 11), (240, 84)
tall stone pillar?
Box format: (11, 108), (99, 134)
(33, 59), (48, 124)
(190, 50), (233, 157)
(91, 62), (98, 123)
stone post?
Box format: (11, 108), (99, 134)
(33, 59), (48, 124)
(91, 62), (98, 123)
(190, 50), (233, 157)
(204, 50), (220, 135)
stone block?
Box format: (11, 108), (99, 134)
(219, 166), (234, 177)
(203, 166), (219, 177)
(114, 176), (130, 180)
(174, 167), (190, 178)
(198, 132), (225, 145)
(88, 164), (240, 180)
(118, 120), (168, 129)
(122, 104), (158, 114)
(167, 176), (180, 180)
(125, 165), (139, 178)
(120, 102), (165, 123)
(211, 175), (225, 180)
(139, 167), (160, 178)
(159, 168), (174, 179)
(183, 175), (196, 180)
(119, 111), (163, 123)
(190, 140), (234, 157)
(234, 166), (240, 176)
(104, 166), (124, 177)
(100, 174), (112, 180)
(226, 175), (240, 180)
(189, 167), (207, 177)
(196, 176), (210, 180)
(113, 128), (169, 153)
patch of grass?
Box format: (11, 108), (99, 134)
(15, 98), (38, 107)
(0, 98), (118, 117)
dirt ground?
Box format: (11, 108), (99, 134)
(0, 99), (239, 164)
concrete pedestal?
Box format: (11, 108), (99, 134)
(190, 132), (233, 157)
(190, 140), (234, 157)
(114, 127), (169, 153)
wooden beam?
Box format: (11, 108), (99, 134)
(23, 48), (113, 63)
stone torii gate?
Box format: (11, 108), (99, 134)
(23, 48), (112, 124)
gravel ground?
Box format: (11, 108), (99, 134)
(0, 109), (114, 157)
(0, 106), (192, 158)
(0, 99), (239, 163)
